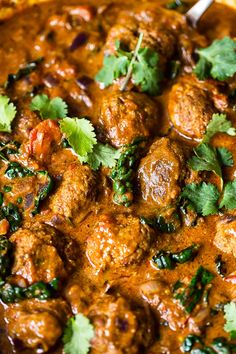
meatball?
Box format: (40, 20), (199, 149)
(137, 137), (185, 212)
(100, 91), (159, 148)
(50, 163), (96, 218)
(105, 4), (185, 67)
(5, 298), (70, 353)
(88, 295), (154, 354)
(86, 213), (154, 272)
(168, 75), (228, 140)
(10, 222), (75, 284)
(214, 213), (236, 257)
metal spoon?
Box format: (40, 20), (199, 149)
(186, 0), (214, 27)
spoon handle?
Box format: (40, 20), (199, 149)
(186, 0), (214, 27)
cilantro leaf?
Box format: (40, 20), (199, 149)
(224, 302), (236, 339)
(30, 94), (68, 119)
(188, 143), (222, 178)
(181, 182), (220, 216)
(0, 95), (17, 133)
(202, 114), (236, 144)
(63, 313), (94, 354)
(220, 180), (236, 210)
(82, 143), (121, 170)
(217, 147), (234, 167)
(96, 34), (162, 95)
(132, 47), (161, 95)
(59, 118), (97, 158)
(95, 54), (130, 88)
(194, 37), (236, 81)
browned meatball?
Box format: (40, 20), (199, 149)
(88, 295), (154, 354)
(105, 4), (207, 69)
(214, 213), (236, 257)
(86, 213), (154, 272)
(50, 163), (96, 218)
(168, 75), (228, 140)
(137, 137), (185, 213)
(105, 5), (184, 65)
(5, 298), (70, 353)
(100, 91), (159, 148)
(10, 222), (75, 284)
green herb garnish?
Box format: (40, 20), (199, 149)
(0, 95), (17, 133)
(194, 37), (236, 81)
(152, 244), (199, 270)
(96, 33), (162, 95)
(175, 266), (214, 313)
(111, 138), (144, 207)
(30, 94), (68, 119)
(32, 171), (53, 216)
(1, 203), (22, 232)
(140, 215), (176, 233)
(219, 180), (236, 210)
(59, 117), (120, 170)
(181, 182), (220, 216)
(182, 335), (236, 353)
(224, 302), (236, 339)
(5, 162), (34, 179)
(202, 114), (236, 144)
(63, 313), (95, 354)
(0, 236), (12, 278)
(0, 278), (59, 303)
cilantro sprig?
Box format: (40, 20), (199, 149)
(59, 118), (120, 170)
(224, 302), (236, 340)
(96, 33), (162, 95)
(194, 37), (236, 81)
(29, 95), (120, 170)
(181, 182), (220, 216)
(202, 113), (236, 144)
(0, 95), (17, 133)
(220, 180), (236, 210)
(59, 118), (96, 157)
(63, 313), (95, 354)
(30, 94), (68, 119)
(183, 114), (236, 216)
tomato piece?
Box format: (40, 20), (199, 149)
(26, 120), (62, 162)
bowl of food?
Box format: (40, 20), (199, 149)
(0, 0), (236, 353)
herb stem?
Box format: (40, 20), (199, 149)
(120, 32), (143, 91)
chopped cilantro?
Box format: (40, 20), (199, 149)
(30, 94), (68, 119)
(63, 313), (94, 354)
(217, 147), (234, 167)
(96, 34), (161, 95)
(59, 118), (97, 158)
(59, 118), (120, 170)
(0, 95), (17, 133)
(188, 143), (222, 179)
(81, 143), (121, 170)
(132, 47), (161, 95)
(194, 37), (236, 81)
(220, 180), (236, 210)
(181, 182), (220, 216)
(224, 302), (236, 339)
(202, 114), (236, 144)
